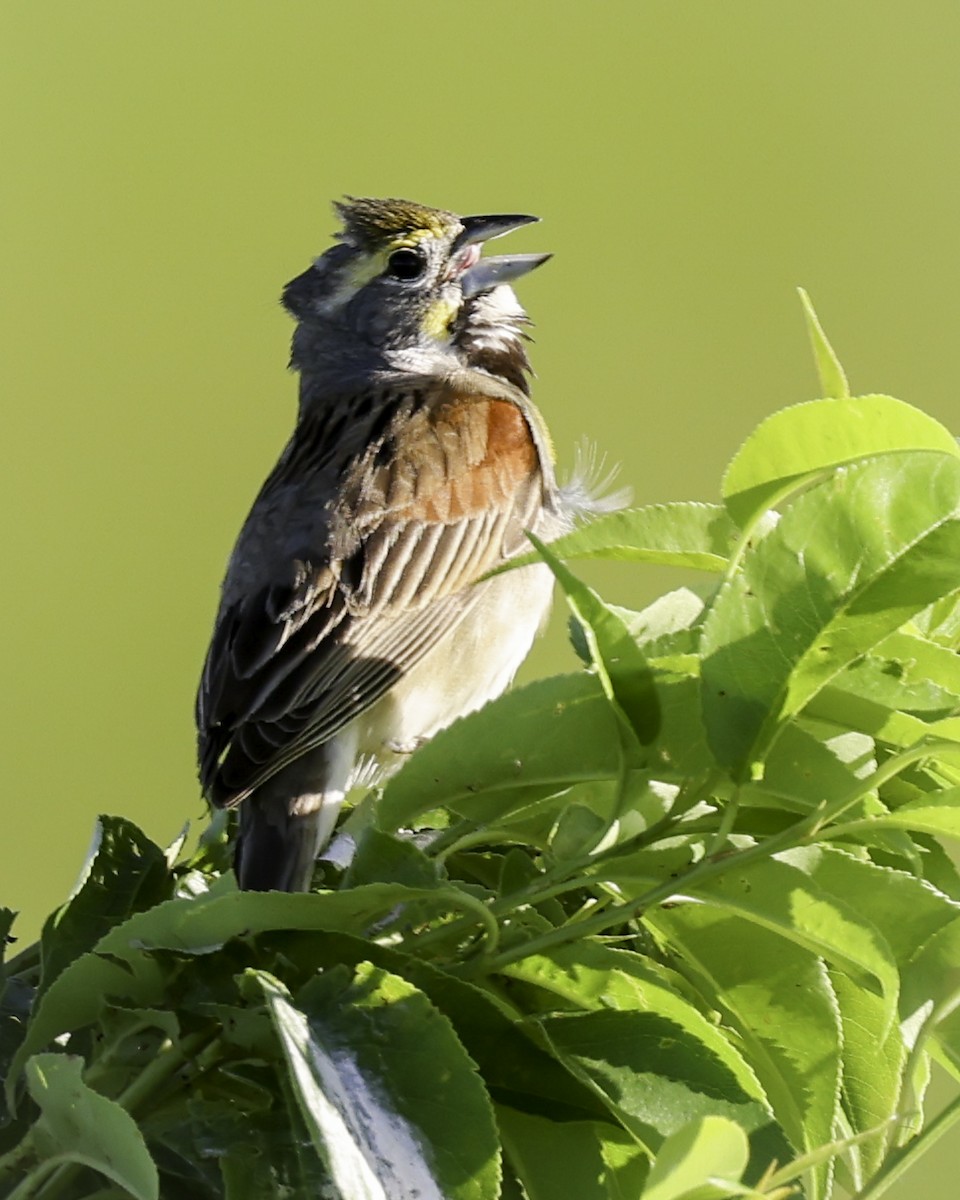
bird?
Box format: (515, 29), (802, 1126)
(196, 196), (596, 892)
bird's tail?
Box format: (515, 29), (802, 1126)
(235, 794), (342, 892)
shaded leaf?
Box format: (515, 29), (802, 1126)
(39, 815), (171, 1001)
(8, 885), (482, 1103)
(23, 1053), (158, 1199)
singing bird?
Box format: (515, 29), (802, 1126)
(197, 197), (597, 891)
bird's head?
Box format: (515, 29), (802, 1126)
(283, 197), (550, 392)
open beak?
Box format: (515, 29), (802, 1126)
(453, 212), (551, 297)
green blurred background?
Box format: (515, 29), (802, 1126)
(3, 2), (960, 1191)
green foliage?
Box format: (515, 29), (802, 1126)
(4, 302), (960, 1198)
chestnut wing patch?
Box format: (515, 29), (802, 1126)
(198, 387), (545, 808)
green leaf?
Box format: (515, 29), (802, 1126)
(721, 395), (960, 530)
(860, 789), (960, 841)
(0, 909), (30, 1123)
(497, 1106), (649, 1200)
(259, 965), (500, 1200)
(643, 1115), (749, 1200)
(341, 827), (440, 890)
(254, 929), (605, 1121)
(39, 815), (171, 1001)
(529, 534), (660, 744)
(8, 885), (480, 1105)
(702, 452), (960, 775)
(502, 503), (737, 572)
(22, 1053), (158, 1199)
(741, 719), (875, 817)
(798, 289), (849, 401)
(830, 969), (906, 1182)
(689, 849), (900, 1031)
(650, 905), (841, 1200)
(378, 673), (627, 832)
(900, 916), (960, 1075)
(539, 1006), (773, 1151)
(502, 943), (769, 1109)
(791, 845), (959, 970)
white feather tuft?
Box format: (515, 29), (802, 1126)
(559, 439), (633, 521)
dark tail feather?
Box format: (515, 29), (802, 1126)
(235, 799), (330, 892)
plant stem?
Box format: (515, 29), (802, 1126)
(851, 1092), (960, 1200)
(468, 738), (954, 975)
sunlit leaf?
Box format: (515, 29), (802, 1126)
(722, 394), (959, 529)
(502, 503), (737, 572)
(703, 452), (960, 775)
(643, 1115), (749, 1200)
(650, 905), (840, 1200)
(497, 1106), (649, 1200)
(798, 289), (849, 401)
(378, 673), (628, 831)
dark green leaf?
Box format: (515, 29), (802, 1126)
(259, 965), (500, 1200)
(39, 815), (172, 1002)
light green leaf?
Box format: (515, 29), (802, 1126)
(798, 289), (850, 401)
(502, 503), (736, 571)
(23, 1053), (158, 1200)
(503, 943), (768, 1105)
(721, 395), (959, 529)
(790, 845), (959, 969)
(875, 630), (960, 702)
(643, 1116), (749, 1200)
(616, 587), (707, 649)
(687, 850), (900, 1035)
(900, 916), (960, 1076)
(530, 534), (660, 744)
(650, 905), (840, 1200)
(259, 965), (500, 1200)
(378, 673), (627, 831)
(497, 1106), (648, 1200)
(829, 969), (906, 1182)
(741, 720), (876, 816)
(858, 789), (960, 841)
(702, 452), (960, 775)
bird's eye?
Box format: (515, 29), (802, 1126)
(386, 247), (426, 281)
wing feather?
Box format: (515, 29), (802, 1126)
(198, 381), (552, 808)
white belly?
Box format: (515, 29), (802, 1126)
(351, 561), (554, 773)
